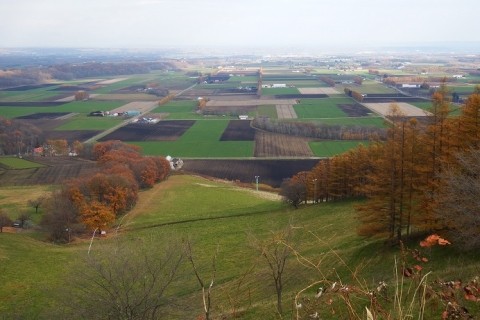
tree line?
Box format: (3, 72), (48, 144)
(283, 86), (480, 248)
(41, 140), (170, 242)
(252, 117), (385, 140)
(0, 61), (177, 88)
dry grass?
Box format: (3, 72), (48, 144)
(298, 87), (340, 94)
(363, 102), (432, 117)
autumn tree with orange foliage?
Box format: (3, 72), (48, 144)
(79, 200), (115, 232)
(42, 140), (170, 240)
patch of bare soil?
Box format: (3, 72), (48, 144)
(99, 120), (195, 142)
(254, 132), (313, 157)
(337, 104), (373, 117)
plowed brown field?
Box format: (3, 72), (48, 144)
(254, 132), (313, 157)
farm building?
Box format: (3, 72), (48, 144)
(124, 110), (141, 117)
(401, 84), (421, 88)
(272, 84), (287, 88)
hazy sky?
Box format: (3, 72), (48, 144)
(1, 0), (479, 49)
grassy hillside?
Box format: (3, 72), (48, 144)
(0, 175), (479, 319)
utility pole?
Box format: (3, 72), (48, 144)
(255, 176), (260, 191)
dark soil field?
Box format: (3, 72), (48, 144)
(181, 159), (320, 187)
(254, 132), (314, 157)
(99, 120), (195, 141)
(16, 112), (71, 119)
(0, 156), (98, 186)
(220, 120), (256, 141)
(338, 103), (373, 116)
(43, 130), (101, 143)
(0, 101), (67, 107)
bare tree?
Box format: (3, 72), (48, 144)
(61, 237), (185, 320)
(186, 240), (217, 320)
(249, 225), (293, 315)
(280, 178), (306, 208)
(28, 195), (46, 214)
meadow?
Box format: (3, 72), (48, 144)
(1, 175), (478, 319)
(294, 97), (352, 118)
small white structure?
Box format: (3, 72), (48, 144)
(166, 155), (183, 170)
(401, 84), (420, 88)
(239, 115), (248, 120)
(272, 83), (287, 88)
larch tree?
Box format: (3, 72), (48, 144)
(435, 149), (480, 250)
(357, 105), (423, 241)
(418, 84), (452, 231)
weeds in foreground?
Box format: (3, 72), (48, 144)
(289, 232), (479, 319)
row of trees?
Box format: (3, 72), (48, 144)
(41, 141), (170, 242)
(0, 61), (177, 88)
(319, 76), (335, 87)
(284, 86), (480, 248)
(344, 87), (364, 102)
(252, 117), (385, 140)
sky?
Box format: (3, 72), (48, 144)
(1, 0), (480, 50)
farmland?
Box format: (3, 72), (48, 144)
(3, 54), (477, 186)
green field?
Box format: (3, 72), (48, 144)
(309, 140), (370, 157)
(1, 175), (478, 319)
(152, 99), (200, 119)
(261, 87), (300, 95)
(0, 100), (125, 119)
(0, 157), (45, 169)
(133, 120), (254, 157)
(294, 97), (353, 118)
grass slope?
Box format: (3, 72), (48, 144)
(1, 174), (479, 319)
